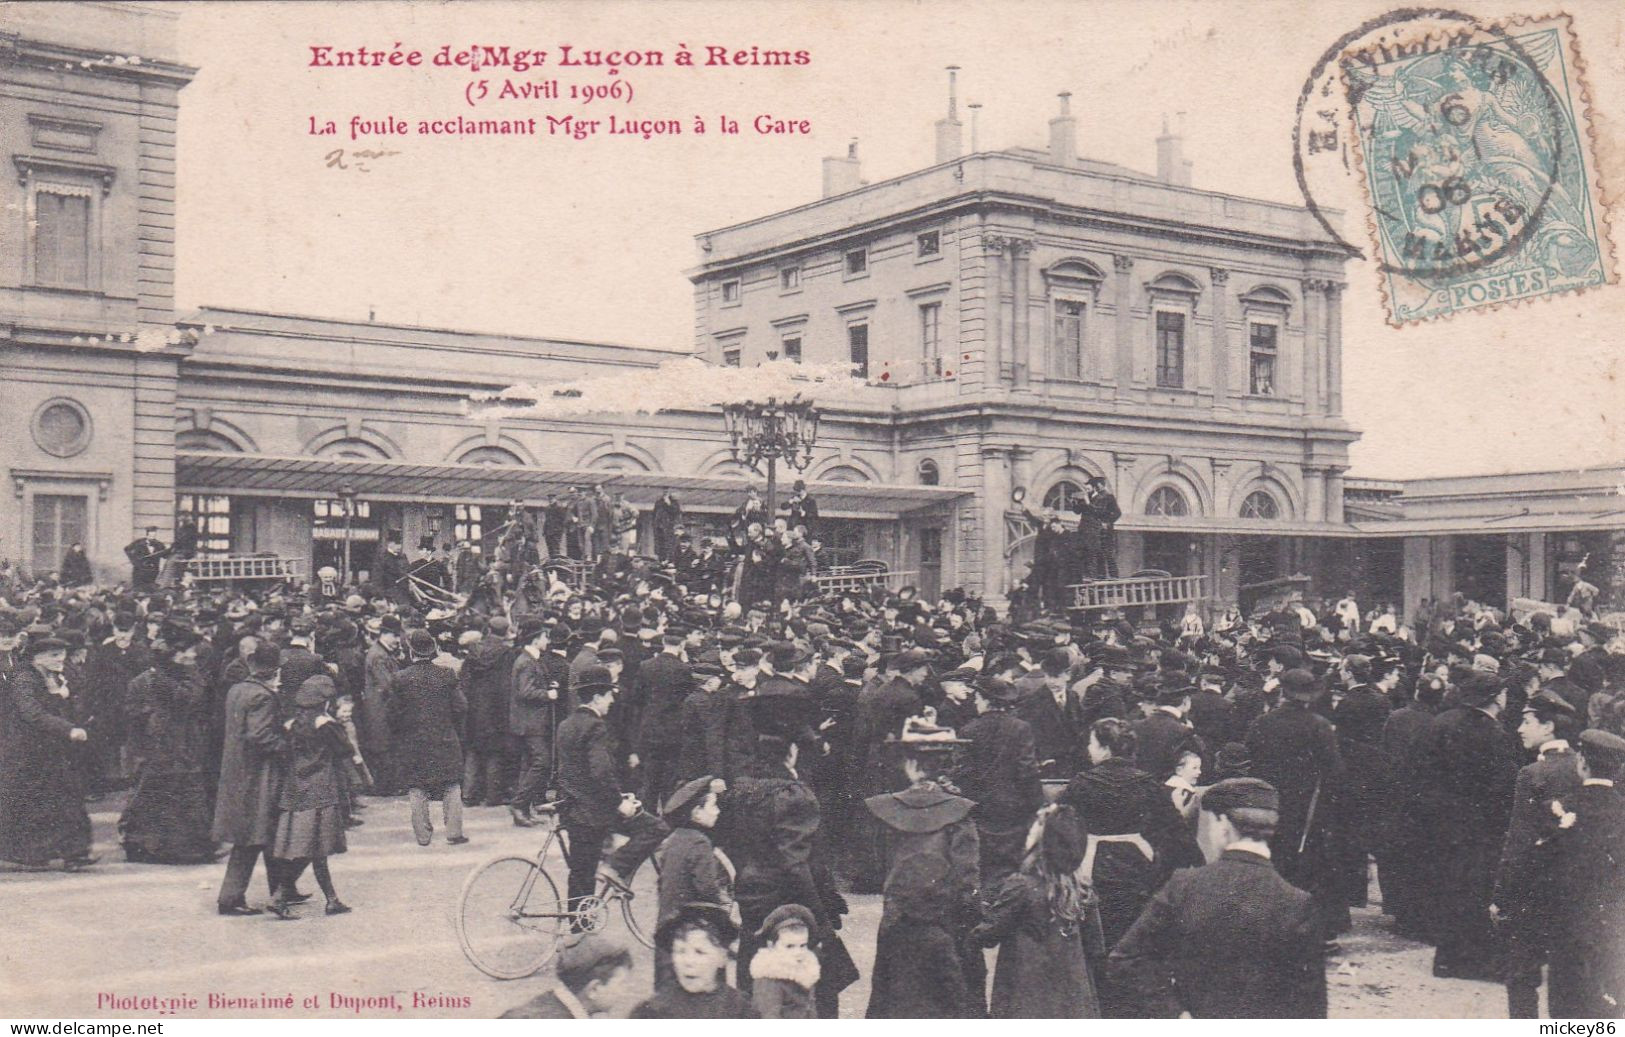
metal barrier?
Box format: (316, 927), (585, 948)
(184, 556), (304, 583)
(1069, 574), (1209, 610)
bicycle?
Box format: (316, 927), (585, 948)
(456, 801), (662, 980)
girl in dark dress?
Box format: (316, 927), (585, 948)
(974, 804), (1104, 1018)
(270, 674), (351, 916)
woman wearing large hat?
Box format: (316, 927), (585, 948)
(0, 634), (98, 869)
(119, 620), (218, 864)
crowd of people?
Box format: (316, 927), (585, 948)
(2, 488), (1624, 1020)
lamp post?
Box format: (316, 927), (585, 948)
(720, 395), (821, 518)
(338, 484), (357, 585)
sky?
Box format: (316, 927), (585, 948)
(164, 0), (1624, 480)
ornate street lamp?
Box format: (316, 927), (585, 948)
(721, 395), (820, 517)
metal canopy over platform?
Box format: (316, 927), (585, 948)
(176, 451), (969, 520)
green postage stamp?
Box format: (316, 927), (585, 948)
(1343, 14), (1614, 325)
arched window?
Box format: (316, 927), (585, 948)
(1043, 480), (1083, 513)
(819, 464), (869, 483)
(1145, 486), (1189, 517)
(177, 429), (242, 453)
(314, 438), (389, 461)
(1241, 490), (1280, 520)
(917, 459), (940, 486)
(458, 446), (525, 466)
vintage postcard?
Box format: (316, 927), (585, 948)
(2, 0), (1622, 1025)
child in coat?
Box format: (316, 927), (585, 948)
(270, 674), (352, 917)
(749, 903), (821, 1018)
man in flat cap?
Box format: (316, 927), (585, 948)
(1413, 669), (1521, 981)
(1546, 729), (1625, 1018)
(499, 934), (637, 1018)
(1494, 689), (1584, 1016)
(1108, 777), (1327, 1018)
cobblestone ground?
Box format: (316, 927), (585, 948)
(2, 795), (1510, 1019)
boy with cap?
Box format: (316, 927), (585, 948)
(1108, 777), (1327, 1018)
(750, 903), (821, 1018)
(499, 935), (637, 1019)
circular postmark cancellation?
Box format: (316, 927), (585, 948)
(1293, 8), (1599, 300)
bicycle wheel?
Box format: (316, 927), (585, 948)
(612, 850), (663, 950)
(457, 855), (572, 980)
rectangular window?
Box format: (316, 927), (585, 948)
(1053, 299), (1085, 379)
(722, 346), (742, 368)
(919, 302), (941, 375)
(780, 266), (801, 292)
(781, 335), (802, 363)
(1249, 321), (1278, 396)
(1155, 310), (1185, 388)
(844, 248), (867, 277)
(916, 230), (940, 257)
(847, 323), (869, 378)
(34, 190), (90, 288)
(176, 494), (232, 555)
(32, 493), (87, 573)
(720, 279), (741, 304)
(454, 503), (483, 550)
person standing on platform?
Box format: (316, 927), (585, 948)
(122, 527), (169, 591)
(1086, 476), (1121, 578)
(652, 491), (683, 561)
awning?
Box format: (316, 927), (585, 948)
(175, 451), (968, 521)
(1115, 515), (1360, 537)
(1344, 510), (1625, 536)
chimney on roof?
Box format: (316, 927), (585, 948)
(967, 102), (982, 153)
(1048, 91), (1076, 165)
(1156, 112), (1193, 186)
(822, 138), (863, 197)
(934, 65), (963, 163)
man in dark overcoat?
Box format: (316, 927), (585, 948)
(1245, 667), (1346, 938)
(955, 676), (1043, 888)
(1108, 778), (1327, 1018)
(508, 619), (572, 827)
(1377, 672), (1444, 937)
(122, 526), (169, 590)
(1414, 671), (1522, 980)
(457, 617), (514, 807)
(633, 628), (693, 810)
(1328, 653), (1392, 909)
(388, 629), (467, 846)
(212, 641), (288, 915)
(359, 616), (403, 794)
(1017, 648), (1088, 779)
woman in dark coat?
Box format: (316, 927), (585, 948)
(271, 674), (351, 915)
(119, 625), (217, 863)
(59, 543), (93, 586)
(974, 804), (1105, 1018)
(0, 638), (96, 868)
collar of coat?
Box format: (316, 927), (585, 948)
(863, 783), (974, 832)
(748, 944), (821, 990)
